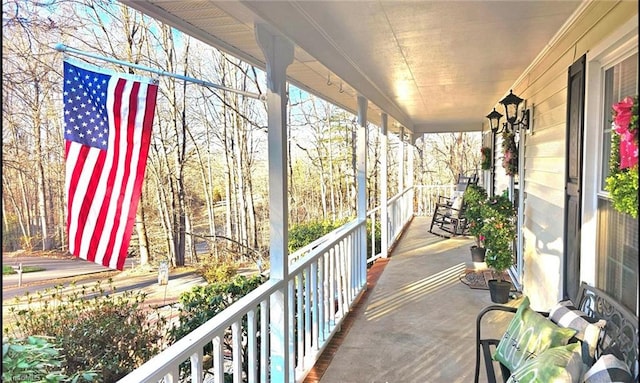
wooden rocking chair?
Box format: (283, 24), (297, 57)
(429, 174), (478, 238)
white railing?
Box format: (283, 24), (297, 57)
(387, 186), (415, 248)
(414, 184), (454, 216)
(291, 186), (416, 267)
(119, 186), (423, 383)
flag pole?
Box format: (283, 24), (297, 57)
(54, 43), (265, 100)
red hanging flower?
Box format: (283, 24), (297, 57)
(606, 95), (638, 218)
(612, 96), (638, 169)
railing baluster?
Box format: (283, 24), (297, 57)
(213, 335), (224, 383)
(370, 211), (375, 260)
(260, 300), (269, 383)
(329, 246), (342, 328)
(319, 254), (326, 341)
(296, 273), (304, 370)
(304, 265), (312, 358)
(247, 309), (257, 383)
(311, 261), (319, 351)
(232, 321), (242, 383)
(287, 279), (296, 382)
(190, 349), (204, 383)
(336, 239), (345, 317)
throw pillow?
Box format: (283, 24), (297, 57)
(493, 297), (577, 371)
(550, 299), (606, 366)
(583, 354), (634, 383)
(506, 343), (584, 383)
(449, 191), (464, 218)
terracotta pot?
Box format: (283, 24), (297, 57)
(488, 279), (511, 303)
(470, 246), (486, 262)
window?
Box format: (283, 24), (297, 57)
(597, 52), (638, 313)
(599, 54), (638, 190)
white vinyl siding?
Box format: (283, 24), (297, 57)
(499, 0), (637, 310)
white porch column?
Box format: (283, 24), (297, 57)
(380, 114), (389, 258)
(357, 95), (368, 281)
(408, 134), (414, 189)
(398, 127), (405, 193)
(408, 134), (415, 220)
(255, 23), (294, 383)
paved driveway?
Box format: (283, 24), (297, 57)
(3, 254), (137, 298)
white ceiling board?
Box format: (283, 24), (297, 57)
(120, 0), (583, 135)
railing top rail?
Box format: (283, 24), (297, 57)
(387, 185), (414, 204)
(288, 218), (362, 262)
(289, 218), (363, 273)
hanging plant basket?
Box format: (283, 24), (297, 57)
(481, 147), (492, 170)
(605, 96), (638, 218)
(502, 131), (518, 176)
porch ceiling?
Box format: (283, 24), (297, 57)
(120, 0), (582, 136)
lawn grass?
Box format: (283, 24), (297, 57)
(2, 265), (46, 275)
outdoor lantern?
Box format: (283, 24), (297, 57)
(497, 89), (530, 133)
(499, 89), (523, 125)
(486, 108), (504, 134)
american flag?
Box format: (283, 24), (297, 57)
(63, 60), (158, 270)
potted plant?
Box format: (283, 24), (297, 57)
(463, 184), (488, 262)
(482, 191), (517, 303)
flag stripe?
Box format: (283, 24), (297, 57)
(103, 79), (136, 268)
(64, 60), (157, 270)
(112, 83), (157, 270)
(89, 78), (126, 266)
(70, 145), (101, 260)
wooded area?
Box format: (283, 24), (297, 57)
(2, 0), (482, 266)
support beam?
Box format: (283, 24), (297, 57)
(398, 127), (405, 193)
(407, 134), (415, 225)
(357, 95), (368, 283)
(357, 95), (368, 221)
(408, 133), (414, 189)
(380, 114), (389, 258)
(255, 23), (294, 383)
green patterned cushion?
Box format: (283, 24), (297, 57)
(506, 343), (584, 383)
(493, 297), (577, 371)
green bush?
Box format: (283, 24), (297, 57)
(366, 219), (382, 258)
(288, 218), (350, 253)
(4, 281), (167, 382)
(196, 254), (239, 284)
(169, 275), (265, 381)
(289, 217), (380, 259)
(170, 275), (265, 343)
(2, 335), (97, 383)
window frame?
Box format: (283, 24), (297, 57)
(597, 51), (638, 195)
(581, 19), (637, 293)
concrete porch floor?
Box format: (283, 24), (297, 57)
(308, 216), (521, 383)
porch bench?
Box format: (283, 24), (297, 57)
(474, 282), (639, 383)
